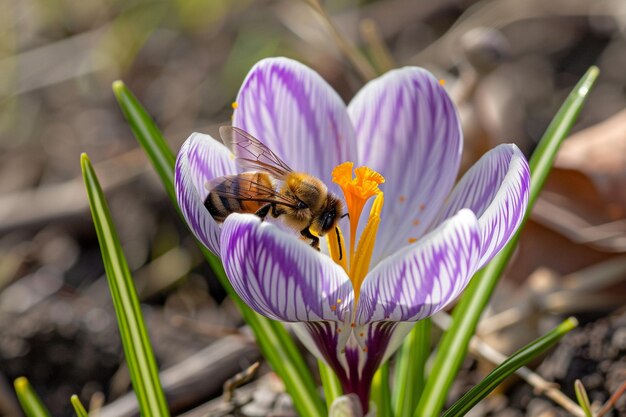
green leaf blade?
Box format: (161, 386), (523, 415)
(319, 360), (343, 410)
(414, 66), (600, 417)
(442, 318), (578, 417)
(81, 153), (170, 417)
(393, 319), (430, 417)
(112, 81), (177, 205)
(527, 66), (600, 209)
(70, 394), (88, 417)
(371, 361), (392, 417)
(574, 380), (593, 417)
(14, 377), (52, 417)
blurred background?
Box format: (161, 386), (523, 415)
(0, 0), (625, 416)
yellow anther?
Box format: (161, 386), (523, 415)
(350, 193), (384, 304)
(439, 79), (446, 86)
(231, 101), (239, 109)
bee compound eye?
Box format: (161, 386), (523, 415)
(296, 201), (307, 210)
(323, 212), (335, 231)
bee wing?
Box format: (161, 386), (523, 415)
(206, 174), (299, 209)
(219, 126), (294, 179)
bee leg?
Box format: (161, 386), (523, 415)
(300, 228), (320, 251)
(254, 204), (272, 221)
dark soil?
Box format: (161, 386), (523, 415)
(503, 309), (626, 417)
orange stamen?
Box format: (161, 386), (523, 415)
(332, 162), (384, 262)
(329, 162), (385, 309)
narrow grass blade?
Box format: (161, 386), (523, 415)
(442, 318), (578, 417)
(14, 377), (52, 417)
(112, 80), (177, 205)
(575, 380), (593, 417)
(70, 394), (88, 417)
(414, 66), (600, 417)
(112, 81), (325, 417)
(371, 361), (392, 417)
(319, 360), (343, 410)
(393, 319), (430, 417)
(81, 154), (169, 417)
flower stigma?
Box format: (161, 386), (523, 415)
(331, 162), (385, 306)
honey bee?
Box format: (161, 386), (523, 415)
(204, 126), (345, 255)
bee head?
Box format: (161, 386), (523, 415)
(311, 195), (343, 236)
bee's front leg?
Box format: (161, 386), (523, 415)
(300, 227), (320, 251)
(254, 204), (272, 221)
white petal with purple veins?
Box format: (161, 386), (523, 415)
(175, 133), (239, 255)
(356, 209), (480, 324)
(233, 57), (357, 190)
(348, 67), (463, 263)
(439, 144), (530, 268)
(220, 214), (353, 322)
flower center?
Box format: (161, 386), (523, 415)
(331, 162), (385, 305)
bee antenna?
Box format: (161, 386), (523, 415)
(335, 227), (343, 261)
(340, 213), (350, 219)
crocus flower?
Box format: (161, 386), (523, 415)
(175, 57), (530, 412)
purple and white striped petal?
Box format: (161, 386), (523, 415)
(234, 57), (357, 190)
(356, 209), (480, 325)
(439, 144), (530, 268)
(220, 213), (353, 322)
(175, 133), (239, 255)
(348, 67), (463, 263)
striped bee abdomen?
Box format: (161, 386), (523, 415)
(204, 172), (274, 222)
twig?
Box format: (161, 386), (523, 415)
(408, 0), (623, 68)
(169, 314), (245, 339)
(477, 303), (530, 335)
(596, 380), (626, 417)
(0, 148), (149, 234)
(359, 18), (395, 73)
(98, 335), (260, 417)
(432, 312), (586, 417)
(532, 197), (626, 252)
(89, 391), (105, 417)
(478, 258), (626, 335)
(0, 27), (108, 96)
(562, 256), (626, 292)
(223, 362), (260, 402)
(303, 0), (377, 81)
